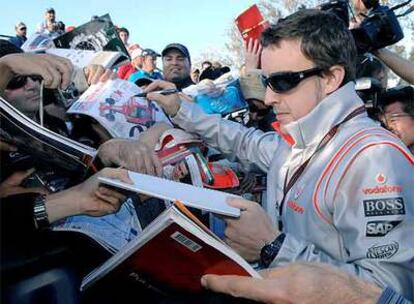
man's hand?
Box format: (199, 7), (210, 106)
(84, 64), (118, 85)
(98, 139), (163, 176)
(224, 198), (279, 262)
(0, 168), (49, 198)
(0, 140), (17, 152)
(244, 38), (262, 70)
(201, 262), (382, 304)
(46, 168), (132, 223)
(0, 53), (73, 92)
(144, 80), (181, 116)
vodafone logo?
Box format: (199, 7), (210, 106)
(376, 173), (387, 184)
(362, 185), (403, 195)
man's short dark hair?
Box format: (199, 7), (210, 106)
(383, 86), (414, 116)
(402, 101), (414, 117)
(261, 9), (357, 86)
(117, 27), (129, 36)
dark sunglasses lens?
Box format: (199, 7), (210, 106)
(6, 76), (27, 90)
(269, 76), (298, 93)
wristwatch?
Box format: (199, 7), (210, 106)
(33, 194), (50, 230)
(259, 233), (286, 268)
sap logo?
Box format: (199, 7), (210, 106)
(366, 220), (401, 237)
(366, 242), (399, 259)
(363, 197), (405, 217)
(287, 201), (304, 214)
(362, 185), (402, 195)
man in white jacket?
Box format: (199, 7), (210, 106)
(133, 9), (414, 300)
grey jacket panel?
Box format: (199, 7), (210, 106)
(173, 101), (281, 173)
(172, 82), (414, 300)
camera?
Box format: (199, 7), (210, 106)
(319, 0), (412, 54)
(355, 77), (384, 118)
(352, 3), (404, 54)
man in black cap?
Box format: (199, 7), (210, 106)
(161, 43), (193, 90)
(129, 48), (163, 83)
(9, 22), (27, 48)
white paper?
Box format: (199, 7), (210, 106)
(98, 171), (241, 217)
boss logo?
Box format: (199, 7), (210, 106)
(366, 220), (401, 237)
(363, 197), (405, 217)
(366, 242), (399, 259)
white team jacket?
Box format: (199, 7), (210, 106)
(172, 82), (414, 300)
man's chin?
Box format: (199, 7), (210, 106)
(170, 75), (185, 82)
(276, 114), (293, 125)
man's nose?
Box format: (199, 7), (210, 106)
(24, 78), (38, 90)
(170, 58), (180, 65)
(264, 87), (281, 106)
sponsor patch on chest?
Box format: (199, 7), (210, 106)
(363, 197), (405, 217)
(365, 220), (401, 237)
(366, 242), (399, 259)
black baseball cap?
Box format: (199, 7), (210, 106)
(161, 43), (191, 63)
(141, 48), (161, 57)
(46, 7), (55, 13)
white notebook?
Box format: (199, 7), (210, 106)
(98, 171), (241, 217)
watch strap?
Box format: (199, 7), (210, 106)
(260, 233), (286, 268)
(33, 194), (50, 230)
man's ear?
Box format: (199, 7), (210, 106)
(322, 65), (345, 95)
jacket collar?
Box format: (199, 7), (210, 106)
(283, 82), (366, 150)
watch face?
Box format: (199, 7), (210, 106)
(260, 243), (277, 268)
(260, 234), (286, 268)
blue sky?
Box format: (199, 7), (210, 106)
(1, 0), (257, 60)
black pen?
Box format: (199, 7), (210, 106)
(134, 88), (179, 98)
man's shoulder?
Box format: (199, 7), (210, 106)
(324, 121), (413, 179)
(128, 70), (145, 81)
(8, 36), (18, 43)
(152, 71), (163, 79)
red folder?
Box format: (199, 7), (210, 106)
(235, 4), (270, 42)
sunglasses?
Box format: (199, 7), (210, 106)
(6, 75), (41, 90)
(381, 113), (413, 125)
(261, 67), (324, 93)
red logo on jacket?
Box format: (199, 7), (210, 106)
(362, 185), (402, 195)
(287, 201), (305, 214)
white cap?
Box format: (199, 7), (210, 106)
(131, 48), (143, 60)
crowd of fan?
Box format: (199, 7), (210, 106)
(1, 1), (414, 303)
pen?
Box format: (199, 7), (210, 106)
(134, 88), (179, 98)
